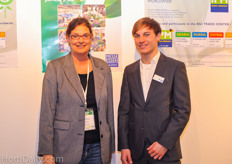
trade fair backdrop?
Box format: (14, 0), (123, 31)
(145, 0), (232, 67)
(41, 0), (122, 72)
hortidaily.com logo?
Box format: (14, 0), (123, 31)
(211, 0), (229, 12)
(0, 0), (13, 18)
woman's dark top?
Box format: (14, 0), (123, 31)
(78, 71), (100, 144)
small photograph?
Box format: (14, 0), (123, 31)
(83, 5), (105, 27)
(58, 5), (82, 28)
(58, 29), (70, 52)
(92, 28), (106, 52)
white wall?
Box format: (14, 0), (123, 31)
(0, 0), (43, 163)
(0, 0), (232, 164)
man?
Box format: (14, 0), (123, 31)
(118, 17), (191, 164)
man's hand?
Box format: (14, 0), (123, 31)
(121, 149), (133, 164)
(43, 155), (55, 164)
(147, 142), (168, 160)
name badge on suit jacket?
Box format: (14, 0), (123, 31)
(85, 108), (96, 131)
(153, 74), (165, 83)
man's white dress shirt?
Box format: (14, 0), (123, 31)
(140, 52), (160, 101)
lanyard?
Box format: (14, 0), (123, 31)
(81, 59), (89, 108)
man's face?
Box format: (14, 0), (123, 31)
(133, 26), (161, 56)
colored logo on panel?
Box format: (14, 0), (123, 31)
(176, 32), (191, 37)
(0, 0), (13, 18)
(0, 32), (5, 37)
(192, 32), (207, 38)
(211, 0), (228, 12)
(209, 32), (224, 38)
(159, 30), (173, 47)
(0, 31), (6, 48)
(105, 54), (118, 67)
(225, 32), (232, 38)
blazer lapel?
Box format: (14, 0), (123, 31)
(132, 60), (146, 105)
(91, 56), (105, 107)
(62, 53), (85, 104)
(145, 53), (167, 106)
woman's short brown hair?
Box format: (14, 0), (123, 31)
(66, 17), (92, 37)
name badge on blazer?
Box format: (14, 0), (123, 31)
(153, 74), (165, 83)
(85, 108), (96, 131)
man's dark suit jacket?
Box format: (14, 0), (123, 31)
(118, 53), (191, 162)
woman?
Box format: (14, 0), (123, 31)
(38, 17), (115, 164)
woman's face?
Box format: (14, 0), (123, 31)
(67, 24), (92, 56)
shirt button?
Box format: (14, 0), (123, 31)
(141, 128), (144, 130)
(99, 121), (102, 125)
(101, 134), (103, 138)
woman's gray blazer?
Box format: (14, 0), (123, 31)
(38, 53), (115, 164)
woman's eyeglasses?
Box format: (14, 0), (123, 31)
(69, 33), (92, 40)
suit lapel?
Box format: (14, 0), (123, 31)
(62, 53), (85, 104)
(145, 54), (167, 105)
(91, 56), (105, 107)
(132, 60), (146, 105)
